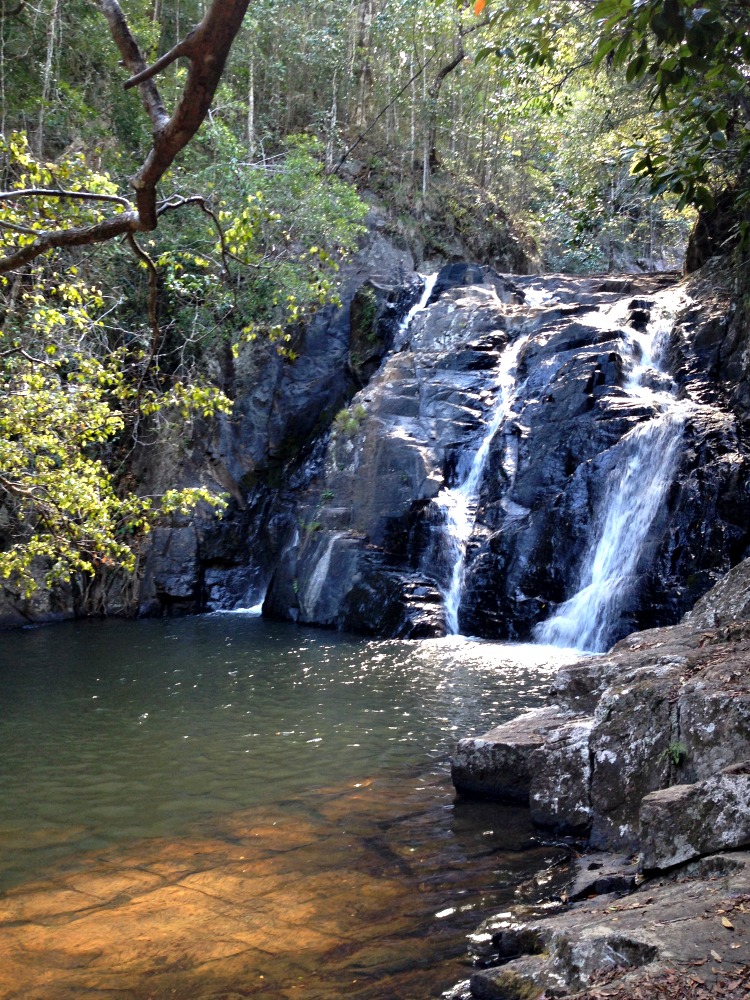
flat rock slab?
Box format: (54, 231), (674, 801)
(566, 853), (640, 901)
(452, 707), (584, 803)
(640, 761), (750, 870)
(468, 852), (750, 999)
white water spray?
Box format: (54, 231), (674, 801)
(535, 412), (683, 651)
(535, 288), (687, 652)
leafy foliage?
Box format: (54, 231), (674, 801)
(0, 54), (367, 599)
(1, 0), (747, 602)
(592, 0), (750, 214)
(0, 281), (229, 596)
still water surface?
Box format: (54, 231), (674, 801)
(0, 614), (580, 998)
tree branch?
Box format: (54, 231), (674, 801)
(0, 0), (250, 273)
(126, 232), (161, 359)
(0, 212), (139, 272)
(97, 0), (169, 134)
(0, 187), (132, 207)
(157, 194), (232, 276)
(124, 37), (191, 90)
(130, 0), (251, 228)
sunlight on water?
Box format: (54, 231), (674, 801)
(0, 617), (579, 890)
(0, 616), (579, 998)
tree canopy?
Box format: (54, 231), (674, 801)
(0, 0), (747, 603)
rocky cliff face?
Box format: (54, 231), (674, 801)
(6, 244), (745, 641)
(262, 262), (750, 648)
(130, 220), (422, 619)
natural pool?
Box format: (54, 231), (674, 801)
(0, 613), (580, 998)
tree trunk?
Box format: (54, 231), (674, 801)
(36, 0), (60, 157)
(352, 0), (374, 128)
(247, 54), (255, 160)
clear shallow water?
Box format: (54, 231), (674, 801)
(0, 615), (580, 998)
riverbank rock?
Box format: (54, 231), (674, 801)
(453, 567), (750, 854)
(640, 762), (750, 871)
(451, 559), (750, 998)
(452, 707), (580, 803)
(466, 851), (750, 1000)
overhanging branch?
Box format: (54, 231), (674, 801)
(0, 0), (250, 273)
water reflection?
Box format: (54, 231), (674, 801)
(0, 617), (580, 997)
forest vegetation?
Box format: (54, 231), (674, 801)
(0, 0), (747, 600)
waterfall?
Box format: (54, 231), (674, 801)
(437, 335), (527, 634)
(534, 413), (683, 652)
(395, 271), (439, 345)
(535, 290), (687, 652)
(303, 531), (342, 618)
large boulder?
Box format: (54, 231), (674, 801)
(640, 762), (750, 870)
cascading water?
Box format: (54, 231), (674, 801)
(437, 335), (527, 634)
(395, 271), (439, 344)
(534, 413), (683, 651)
(535, 290), (687, 652)
(300, 274), (439, 618)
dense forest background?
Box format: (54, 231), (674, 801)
(0, 0), (748, 601)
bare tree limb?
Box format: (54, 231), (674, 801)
(124, 38), (191, 90)
(157, 194), (232, 277)
(97, 0), (169, 134)
(0, 0), (250, 274)
(125, 232), (161, 368)
(123, 0), (251, 228)
(0, 188), (132, 207)
(0, 219), (39, 235)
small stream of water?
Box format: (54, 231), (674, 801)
(437, 335), (528, 634)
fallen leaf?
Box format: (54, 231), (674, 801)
(711, 949), (723, 962)
(722, 916), (735, 929)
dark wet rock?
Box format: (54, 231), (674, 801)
(452, 707), (579, 803)
(428, 262), (523, 305)
(349, 273), (423, 386)
(23, 252), (747, 636)
(139, 525), (200, 615)
(0, 571), (76, 628)
(265, 268), (750, 643)
(134, 229), (417, 618)
(19, 251), (738, 637)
